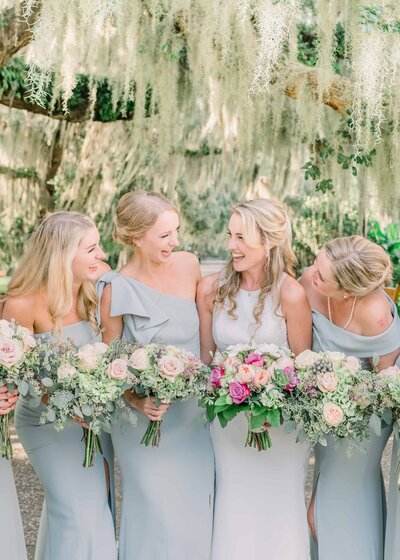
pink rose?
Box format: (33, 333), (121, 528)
(378, 365), (400, 378)
(245, 353), (264, 367)
(322, 402), (344, 427)
(22, 334), (37, 350)
(129, 348), (150, 370)
(108, 358), (129, 380)
(159, 355), (185, 381)
(237, 364), (256, 384)
(224, 356), (241, 372)
(57, 364), (77, 381)
(317, 372), (338, 393)
(283, 368), (299, 392)
(0, 336), (23, 367)
(253, 368), (272, 388)
(229, 382), (250, 404)
(210, 367), (225, 388)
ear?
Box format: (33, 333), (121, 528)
(132, 237), (141, 248)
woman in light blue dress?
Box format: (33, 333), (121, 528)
(384, 353), (400, 560)
(99, 191), (214, 560)
(0, 386), (27, 560)
(301, 235), (400, 560)
(3, 212), (116, 560)
(197, 199), (312, 560)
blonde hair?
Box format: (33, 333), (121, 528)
(7, 212), (99, 334)
(113, 190), (177, 246)
(215, 198), (296, 327)
(324, 235), (392, 297)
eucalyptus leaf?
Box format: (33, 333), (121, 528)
(18, 380), (29, 396)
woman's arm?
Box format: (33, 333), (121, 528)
(99, 284), (123, 344)
(196, 274), (218, 365)
(280, 276), (313, 355)
(2, 296), (35, 332)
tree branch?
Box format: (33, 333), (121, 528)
(0, 2), (41, 67)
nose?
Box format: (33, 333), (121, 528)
(227, 237), (236, 251)
(96, 246), (106, 260)
(169, 233), (179, 248)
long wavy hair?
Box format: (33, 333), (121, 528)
(215, 198), (296, 328)
(6, 212), (99, 334)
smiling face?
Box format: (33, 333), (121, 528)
(137, 210), (180, 263)
(71, 226), (106, 283)
(227, 212), (266, 273)
(310, 249), (342, 297)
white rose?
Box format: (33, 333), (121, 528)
(378, 365), (400, 379)
(255, 343), (280, 355)
(295, 349), (319, 368)
(164, 345), (181, 357)
(57, 364), (77, 381)
(322, 402), (344, 427)
(78, 348), (97, 370)
(317, 371), (338, 393)
(325, 351), (346, 368)
(129, 348), (150, 371)
(92, 342), (108, 355)
(344, 355), (361, 374)
(22, 334), (37, 350)
(159, 355), (185, 381)
(0, 320), (14, 338)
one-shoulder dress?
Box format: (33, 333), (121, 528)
(0, 456), (27, 560)
(97, 271), (214, 560)
(211, 284), (310, 560)
(311, 295), (400, 560)
(14, 321), (116, 560)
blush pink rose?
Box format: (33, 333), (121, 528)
(275, 356), (295, 372)
(229, 382), (250, 404)
(245, 353), (264, 367)
(253, 368), (272, 388)
(159, 355), (185, 381)
(344, 355), (361, 373)
(22, 334), (37, 350)
(322, 402), (344, 426)
(108, 358), (129, 380)
(129, 348), (150, 370)
(0, 337), (23, 367)
(237, 364), (256, 383)
(317, 372), (338, 393)
(378, 365), (400, 378)
(57, 364), (77, 381)
(224, 356), (241, 372)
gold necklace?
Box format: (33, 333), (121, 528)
(327, 295), (357, 330)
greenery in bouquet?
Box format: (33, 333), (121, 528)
(200, 343), (298, 451)
(285, 350), (380, 449)
(38, 338), (136, 467)
(127, 343), (209, 447)
(0, 319), (41, 459)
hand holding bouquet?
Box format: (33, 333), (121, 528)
(200, 343), (298, 451)
(0, 319), (40, 459)
(128, 344), (209, 447)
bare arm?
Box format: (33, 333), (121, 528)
(196, 274), (218, 364)
(99, 284), (123, 344)
(2, 295), (36, 332)
(280, 277), (312, 355)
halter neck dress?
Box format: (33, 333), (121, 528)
(97, 271), (214, 560)
(211, 280), (310, 560)
(310, 294), (400, 560)
(14, 321), (116, 560)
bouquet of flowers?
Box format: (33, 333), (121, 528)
(286, 349), (379, 448)
(38, 338), (136, 467)
(375, 364), (400, 487)
(200, 343), (299, 451)
(0, 319), (40, 459)
(127, 343), (209, 447)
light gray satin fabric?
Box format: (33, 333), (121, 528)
(98, 272), (214, 560)
(0, 457), (27, 560)
(384, 354), (400, 560)
(311, 295), (400, 560)
(14, 321), (117, 560)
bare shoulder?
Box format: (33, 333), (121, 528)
(174, 251), (200, 268)
(280, 275), (309, 306)
(95, 261), (111, 280)
(357, 290), (393, 335)
(2, 294), (37, 328)
(298, 266), (313, 290)
(197, 272), (220, 300)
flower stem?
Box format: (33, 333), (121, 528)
(82, 428), (103, 468)
(1, 413), (13, 460)
(141, 420), (162, 447)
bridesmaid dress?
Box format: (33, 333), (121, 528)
(14, 321), (117, 560)
(97, 271), (214, 560)
(311, 294), (400, 560)
(0, 457), (27, 560)
(211, 282), (310, 560)
(384, 353), (400, 560)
